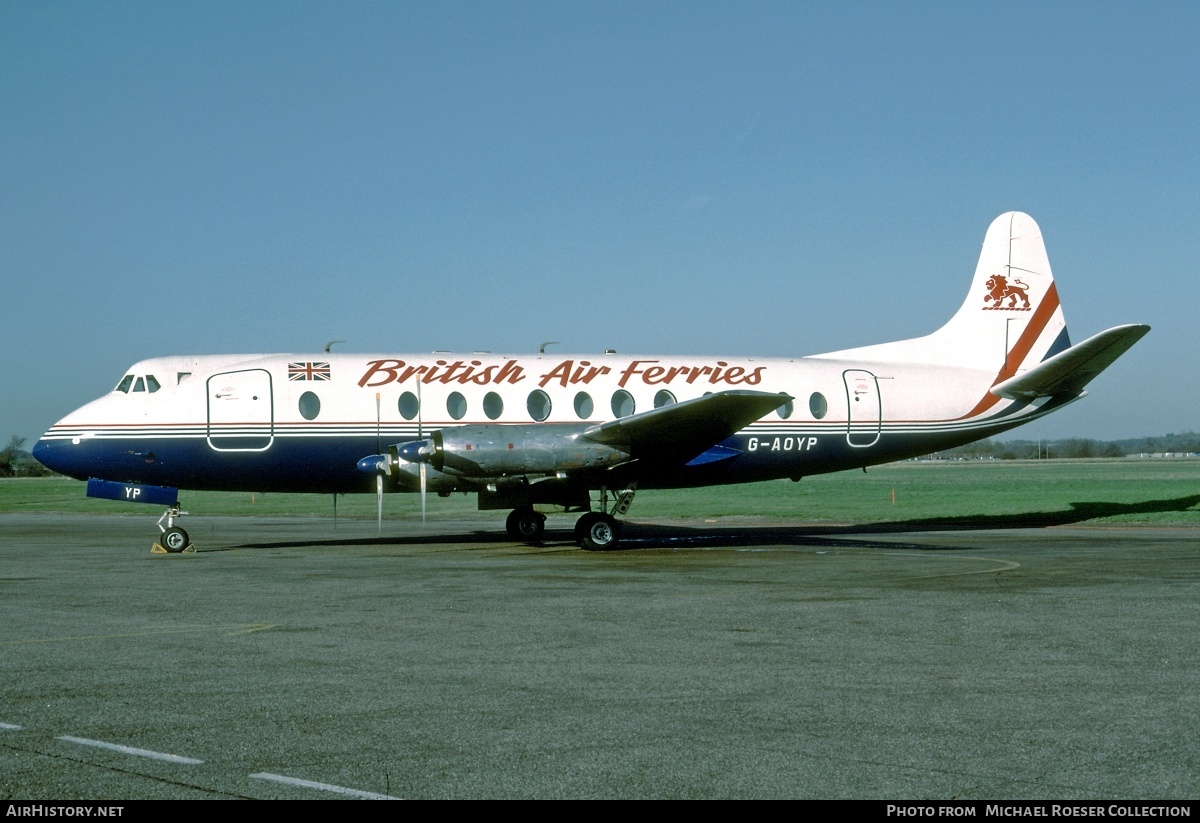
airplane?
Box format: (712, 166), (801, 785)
(33, 212), (1149, 552)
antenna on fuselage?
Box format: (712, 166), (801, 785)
(324, 340), (346, 353)
(539, 341), (559, 354)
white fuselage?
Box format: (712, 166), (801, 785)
(33, 349), (1058, 495)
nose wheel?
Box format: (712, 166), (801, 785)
(153, 504), (194, 553)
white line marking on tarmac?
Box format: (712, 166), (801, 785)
(0, 722), (22, 730)
(889, 551), (1021, 579)
(250, 772), (398, 799)
(57, 736), (204, 764)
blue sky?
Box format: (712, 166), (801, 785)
(3, 1), (1196, 446)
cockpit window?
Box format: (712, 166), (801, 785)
(115, 373), (162, 394)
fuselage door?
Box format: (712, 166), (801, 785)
(207, 369), (274, 451)
(843, 369), (881, 448)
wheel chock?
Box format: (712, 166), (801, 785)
(151, 542), (195, 554)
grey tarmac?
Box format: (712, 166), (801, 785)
(1, 514), (1197, 799)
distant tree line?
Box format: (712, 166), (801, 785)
(931, 431), (1200, 460)
(0, 436), (54, 477)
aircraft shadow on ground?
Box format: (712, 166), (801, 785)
(226, 494), (1200, 554)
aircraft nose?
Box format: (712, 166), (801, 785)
(31, 423), (100, 480)
(32, 436), (69, 476)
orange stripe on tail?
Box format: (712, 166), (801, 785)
(958, 283), (1061, 419)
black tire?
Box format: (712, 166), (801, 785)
(505, 508), (545, 541)
(577, 513), (620, 551)
(162, 526), (189, 553)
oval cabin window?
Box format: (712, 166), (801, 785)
(574, 391), (594, 419)
(398, 392), (419, 421)
(777, 394), (794, 420)
(298, 391), (321, 421)
(611, 390), (635, 418)
(483, 391), (504, 420)
(809, 392), (828, 420)
(527, 390), (552, 422)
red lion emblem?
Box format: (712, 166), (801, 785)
(983, 274), (1031, 311)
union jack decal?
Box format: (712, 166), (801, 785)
(288, 362), (331, 381)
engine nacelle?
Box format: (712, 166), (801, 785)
(402, 424), (629, 478)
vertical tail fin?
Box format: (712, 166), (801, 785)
(933, 211), (1071, 373)
(818, 212), (1071, 375)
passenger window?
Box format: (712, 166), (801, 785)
(777, 393), (793, 420)
(447, 391), (467, 420)
(527, 390), (551, 422)
(809, 392), (828, 419)
(483, 391), (503, 420)
(574, 391), (594, 419)
(145, 375), (161, 393)
(116, 375), (134, 393)
(398, 392), (419, 420)
(611, 390), (635, 418)
(299, 391), (321, 420)
(653, 390), (676, 408)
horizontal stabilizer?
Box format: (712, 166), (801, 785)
(583, 390), (792, 463)
(990, 324), (1150, 400)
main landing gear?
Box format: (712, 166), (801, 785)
(152, 504), (194, 554)
(575, 484), (636, 551)
(574, 511), (620, 551)
(505, 484), (637, 551)
(505, 507), (547, 541)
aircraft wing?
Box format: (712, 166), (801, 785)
(990, 324), (1150, 400)
(581, 390), (792, 464)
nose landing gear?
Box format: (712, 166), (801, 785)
(152, 504), (194, 554)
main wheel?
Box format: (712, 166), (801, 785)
(162, 526), (190, 553)
(576, 512), (620, 551)
(505, 508), (545, 541)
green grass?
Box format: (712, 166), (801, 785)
(3, 459), (1198, 526)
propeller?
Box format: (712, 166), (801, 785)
(357, 381), (431, 530)
(353, 392), (402, 535)
(355, 450), (390, 535)
(376, 474), (383, 534)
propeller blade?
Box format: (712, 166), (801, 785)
(376, 472), (383, 536)
(419, 461), (427, 524)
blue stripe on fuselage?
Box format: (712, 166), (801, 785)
(34, 397), (1067, 495)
